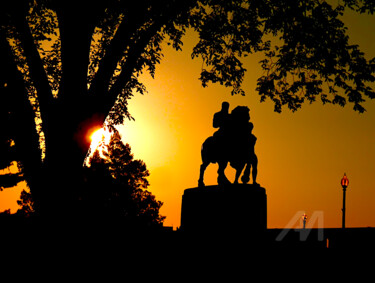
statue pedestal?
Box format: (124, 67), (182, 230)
(180, 184), (267, 233)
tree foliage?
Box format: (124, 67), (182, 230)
(85, 129), (165, 227)
(189, 0), (375, 113)
(16, 189), (35, 217)
(0, 0), (374, 215)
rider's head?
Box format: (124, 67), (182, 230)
(221, 102), (229, 112)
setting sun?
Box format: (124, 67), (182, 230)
(90, 128), (104, 144)
(89, 128), (111, 153)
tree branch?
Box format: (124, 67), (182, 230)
(0, 27), (43, 197)
(88, 2), (150, 98)
(107, 24), (164, 99)
(12, 11), (54, 117)
(108, 1), (196, 102)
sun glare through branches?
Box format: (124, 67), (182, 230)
(85, 127), (112, 166)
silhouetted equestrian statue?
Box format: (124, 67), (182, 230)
(198, 102), (258, 187)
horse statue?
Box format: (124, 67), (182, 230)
(198, 106), (258, 187)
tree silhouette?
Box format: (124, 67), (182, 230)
(84, 129), (165, 228)
(16, 189), (35, 217)
(0, 0), (374, 216)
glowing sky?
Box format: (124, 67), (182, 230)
(1, 7), (375, 229)
(120, 10), (375, 228)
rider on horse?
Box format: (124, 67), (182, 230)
(198, 102), (258, 187)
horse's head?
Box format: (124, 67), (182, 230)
(231, 106), (250, 123)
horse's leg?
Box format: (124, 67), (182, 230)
(251, 155), (258, 185)
(217, 161), (231, 186)
(241, 162), (251, 184)
(198, 161), (209, 187)
(234, 163), (245, 184)
(234, 168), (240, 184)
(241, 155), (258, 185)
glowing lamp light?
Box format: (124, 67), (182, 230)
(340, 173), (349, 229)
(302, 213), (307, 221)
(341, 173), (349, 189)
(302, 213), (307, 229)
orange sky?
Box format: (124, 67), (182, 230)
(1, 8), (375, 229)
(120, 10), (375, 229)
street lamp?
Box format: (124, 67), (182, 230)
(302, 213), (307, 229)
(341, 173), (349, 229)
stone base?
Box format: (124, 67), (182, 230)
(180, 184), (267, 232)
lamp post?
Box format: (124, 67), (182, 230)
(341, 173), (349, 229)
(302, 213), (307, 229)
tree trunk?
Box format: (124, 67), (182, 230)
(0, 29), (44, 211)
(32, 4), (106, 219)
(2, 1), (191, 220)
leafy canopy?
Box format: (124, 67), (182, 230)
(1, 0), (375, 210)
(190, 0), (375, 113)
(2, 0), (374, 127)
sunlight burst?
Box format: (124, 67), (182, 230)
(90, 128), (104, 145)
(89, 128), (111, 153)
